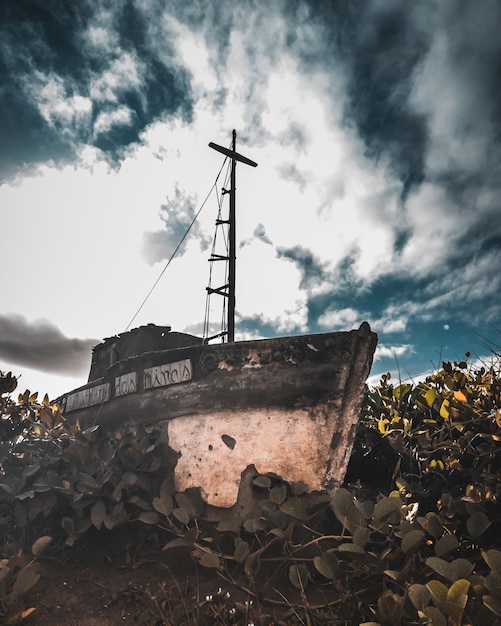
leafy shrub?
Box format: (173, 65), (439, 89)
(1, 350), (501, 624)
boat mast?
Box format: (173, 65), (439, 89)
(208, 130), (257, 342)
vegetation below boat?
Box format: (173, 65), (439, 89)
(1, 348), (501, 624)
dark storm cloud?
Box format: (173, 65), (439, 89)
(0, 0), (193, 182)
(289, 0), (501, 208)
(0, 314), (97, 376)
(276, 244), (327, 291)
(142, 185), (210, 264)
(295, 0), (429, 199)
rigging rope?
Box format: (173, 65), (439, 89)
(124, 159), (228, 332)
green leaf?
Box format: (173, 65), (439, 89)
(394, 383), (412, 400)
(426, 557), (451, 581)
(419, 606), (447, 626)
(175, 489), (204, 518)
(138, 511), (159, 524)
(31, 535), (52, 557)
(373, 496), (402, 524)
(61, 517), (76, 545)
(427, 557), (474, 583)
(435, 533), (458, 558)
(10, 567), (40, 602)
(196, 552), (223, 570)
(288, 564), (309, 590)
(280, 497), (307, 520)
(424, 388), (438, 408)
(450, 558), (475, 581)
(401, 529), (425, 555)
(104, 509), (129, 530)
(353, 527), (370, 548)
(332, 488), (353, 517)
(152, 493), (173, 517)
(243, 517), (266, 533)
(234, 539), (250, 563)
(483, 594), (501, 617)
(173, 507), (190, 525)
(253, 475), (271, 488)
(332, 488), (366, 532)
(384, 565), (410, 584)
(313, 553), (340, 579)
(447, 579), (469, 607)
(483, 549), (501, 576)
(291, 480), (308, 496)
(244, 551), (261, 578)
(467, 511), (491, 539)
(91, 500), (106, 530)
(338, 542), (366, 555)
(377, 591), (403, 624)
(162, 537), (193, 551)
(76, 473), (100, 494)
(419, 512), (445, 539)
(439, 399), (450, 419)
(408, 583), (431, 611)
(270, 485), (287, 505)
(427, 579), (448, 604)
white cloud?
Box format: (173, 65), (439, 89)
(90, 52), (145, 103)
(94, 107), (135, 135)
(318, 307), (366, 330)
(374, 344), (413, 361)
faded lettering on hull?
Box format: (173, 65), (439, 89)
(66, 383), (110, 412)
(144, 359), (192, 390)
(115, 372), (138, 397)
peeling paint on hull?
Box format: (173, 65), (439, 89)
(169, 407), (342, 507)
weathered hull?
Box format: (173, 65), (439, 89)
(59, 323), (377, 507)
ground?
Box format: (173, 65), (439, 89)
(19, 524), (353, 626)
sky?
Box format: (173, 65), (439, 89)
(1, 0), (500, 400)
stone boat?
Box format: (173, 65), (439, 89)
(58, 321), (377, 508)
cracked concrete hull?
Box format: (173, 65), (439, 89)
(168, 405), (342, 507)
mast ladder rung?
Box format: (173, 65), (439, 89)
(204, 331), (228, 344)
(209, 254), (229, 262)
(206, 286), (229, 297)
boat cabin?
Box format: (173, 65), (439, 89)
(88, 324), (203, 382)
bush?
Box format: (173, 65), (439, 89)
(1, 350), (501, 624)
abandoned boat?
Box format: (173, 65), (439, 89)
(57, 132), (378, 508)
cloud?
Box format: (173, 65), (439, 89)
(252, 223), (272, 246)
(1, 0), (500, 398)
(374, 344), (413, 361)
(0, 0), (194, 182)
(0, 314), (97, 376)
(276, 244), (328, 291)
(142, 185), (210, 265)
(317, 307), (365, 331)
(300, 1), (429, 198)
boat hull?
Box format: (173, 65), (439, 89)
(59, 323), (377, 507)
